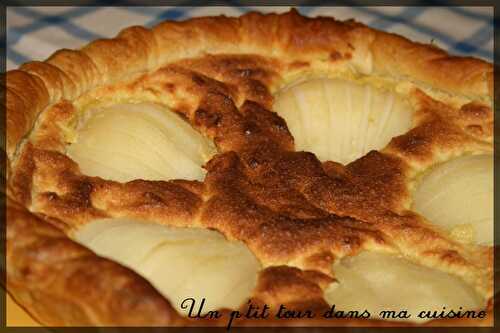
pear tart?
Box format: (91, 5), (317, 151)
(5, 10), (494, 327)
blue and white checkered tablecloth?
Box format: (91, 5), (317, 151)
(6, 6), (494, 71)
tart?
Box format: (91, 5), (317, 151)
(4, 9), (494, 327)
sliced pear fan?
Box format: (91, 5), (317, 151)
(412, 154), (493, 245)
(274, 78), (414, 164)
(324, 251), (485, 323)
(73, 218), (261, 315)
(66, 103), (217, 182)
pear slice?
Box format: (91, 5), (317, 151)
(66, 103), (217, 182)
(324, 251), (485, 323)
(73, 218), (260, 315)
(274, 79), (413, 164)
(412, 154), (493, 245)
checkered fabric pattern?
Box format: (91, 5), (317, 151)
(6, 6), (494, 71)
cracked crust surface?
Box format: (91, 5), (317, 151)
(4, 9), (494, 327)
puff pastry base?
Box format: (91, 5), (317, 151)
(5, 9), (494, 327)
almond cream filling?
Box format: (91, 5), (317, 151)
(274, 78), (413, 164)
(66, 103), (217, 183)
(63, 87), (489, 323)
(73, 218), (261, 315)
(324, 251), (486, 323)
(412, 154), (493, 245)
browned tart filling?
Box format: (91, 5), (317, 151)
(4, 9), (493, 327)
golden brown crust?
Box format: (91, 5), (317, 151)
(370, 32), (493, 100)
(5, 9), (494, 327)
(5, 9), (492, 160)
(6, 198), (181, 326)
(5, 70), (49, 159)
